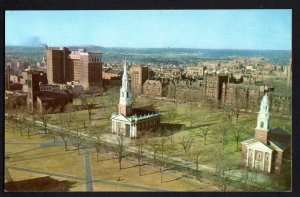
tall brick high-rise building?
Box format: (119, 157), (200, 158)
(47, 47), (102, 90)
(47, 47), (70, 84)
(131, 65), (149, 95)
(27, 70), (48, 112)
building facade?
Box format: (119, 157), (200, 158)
(143, 80), (168, 97)
(186, 66), (207, 77)
(27, 70), (48, 113)
(111, 61), (161, 138)
(131, 65), (149, 95)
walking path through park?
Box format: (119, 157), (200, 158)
(83, 147), (93, 191)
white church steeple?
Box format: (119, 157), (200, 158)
(118, 60), (132, 116)
(255, 93), (271, 144)
(256, 93), (270, 130)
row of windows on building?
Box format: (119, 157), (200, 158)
(89, 57), (101, 63)
(137, 119), (159, 130)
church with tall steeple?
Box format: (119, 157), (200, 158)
(111, 60), (161, 138)
(240, 93), (291, 174)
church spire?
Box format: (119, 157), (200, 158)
(256, 93), (270, 130)
(118, 59), (132, 116)
(255, 93), (271, 144)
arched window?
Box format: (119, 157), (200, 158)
(261, 121), (264, 128)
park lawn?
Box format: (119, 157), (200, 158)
(6, 168), (46, 182)
(5, 121), (53, 156)
(89, 150), (215, 191)
(92, 182), (149, 191)
(5, 122), (51, 144)
(146, 104), (265, 169)
(5, 144), (39, 156)
(8, 146), (86, 178)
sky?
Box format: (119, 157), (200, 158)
(5, 10), (291, 50)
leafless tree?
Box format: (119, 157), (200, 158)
(39, 112), (51, 134)
(159, 136), (167, 166)
(210, 144), (234, 192)
(113, 128), (126, 170)
(134, 138), (146, 176)
(214, 123), (230, 145)
(213, 165), (234, 192)
(168, 105), (177, 123)
(273, 98), (281, 113)
(184, 105), (198, 127)
(16, 110), (26, 136)
(233, 89), (242, 123)
(107, 87), (119, 107)
(209, 144), (227, 173)
(58, 120), (69, 151)
(179, 136), (193, 165)
(48, 127), (57, 142)
(77, 92), (96, 122)
(224, 105), (234, 123)
(239, 167), (258, 191)
(200, 126), (210, 145)
(193, 149), (204, 170)
(71, 123), (84, 155)
(25, 122), (31, 138)
(232, 124), (246, 151)
(92, 131), (104, 162)
(156, 136), (168, 183)
(149, 139), (160, 163)
(33, 113), (38, 131)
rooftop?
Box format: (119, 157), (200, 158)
(131, 105), (157, 117)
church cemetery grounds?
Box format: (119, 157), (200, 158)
(4, 89), (292, 191)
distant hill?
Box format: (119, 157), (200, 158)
(5, 46), (291, 65)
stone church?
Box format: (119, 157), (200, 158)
(240, 94), (291, 174)
(111, 61), (161, 138)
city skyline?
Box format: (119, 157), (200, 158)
(5, 10), (291, 50)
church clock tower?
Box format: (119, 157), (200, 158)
(118, 60), (132, 116)
(255, 93), (271, 144)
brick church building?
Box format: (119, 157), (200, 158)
(111, 61), (161, 138)
(240, 94), (291, 174)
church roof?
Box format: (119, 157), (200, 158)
(269, 140), (288, 151)
(241, 138), (257, 145)
(110, 114), (131, 122)
(270, 127), (291, 146)
(132, 105), (157, 116)
(247, 141), (273, 152)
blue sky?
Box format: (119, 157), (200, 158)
(5, 10), (291, 50)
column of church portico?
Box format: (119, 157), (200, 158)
(262, 151), (265, 171)
(268, 151), (272, 173)
(252, 149), (256, 168)
(133, 123), (137, 138)
(246, 147), (250, 167)
(129, 123), (134, 138)
(111, 120), (114, 133)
